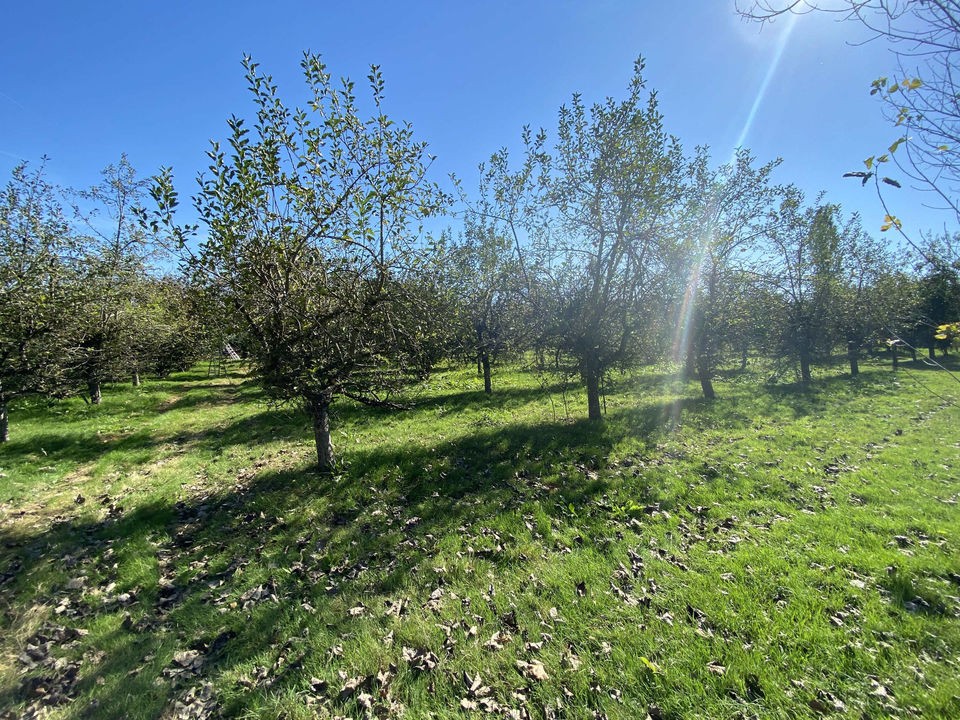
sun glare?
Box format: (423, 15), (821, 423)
(732, 12), (800, 158)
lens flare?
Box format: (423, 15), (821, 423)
(733, 13), (799, 157)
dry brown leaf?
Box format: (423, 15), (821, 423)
(516, 659), (549, 681)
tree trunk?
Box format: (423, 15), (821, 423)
(799, 345), (812, 384)
(132, 370), (141, 387)
(481, 351), (492, 394)
(696, 354), (716, 400)
(847, 341), (859, 377)
(739, 346), (748, 370)
(0, 402), (8, 443)
(910, 347), (917, 361)
(929, 344), (936, 360)
(88, 380), (102, 405)
(683, 350), (696, 379)
(892, 344), (899, 370)
(307, 394), (334, 472)
(584, 353), (602, 421)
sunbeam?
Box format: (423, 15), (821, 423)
(732, 12), (799, 157)
(668, 15), (799, 410)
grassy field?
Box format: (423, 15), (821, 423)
(0, 357), (958, 719)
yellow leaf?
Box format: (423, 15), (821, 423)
(864, 156), (874, 170)
(640, 656), (660, 674)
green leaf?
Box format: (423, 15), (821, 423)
(888, 137), (905, 154)
(864, 156), (874, 170)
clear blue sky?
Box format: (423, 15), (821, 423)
(2, 1), (954, 240)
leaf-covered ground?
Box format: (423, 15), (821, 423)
(0, 359), (958, 719)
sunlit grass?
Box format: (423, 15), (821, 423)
(1, 357), (958, 718)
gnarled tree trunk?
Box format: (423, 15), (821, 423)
(0, 402), (8, 443)
(88, 380), (102, 405)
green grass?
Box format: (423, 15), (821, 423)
(1, 357), (958, 719)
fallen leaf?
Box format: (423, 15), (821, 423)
(516, 659), (549, 681)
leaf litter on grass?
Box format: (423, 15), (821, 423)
(1, 363), (959, 718)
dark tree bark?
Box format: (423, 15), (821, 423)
(583, 352), (602, 421)
(132, 370), (141, 387)
(88, 380), (102, 405)
(847, 341), (860, 377)
(696, 354), (716, 400)
(892, 344), (900, 370)
(307, 393), (334, 472)
(0, 402), (8, 443)
(481, 350), (492, 394)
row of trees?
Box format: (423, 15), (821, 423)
(149, 54), (958, 469)
(4, 52), (959, 469)
(0, 158), (208, 442)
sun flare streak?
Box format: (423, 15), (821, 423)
(733, 13), (799, 157)
(672, 257), (702, 364)
(665, 15), (798, 418)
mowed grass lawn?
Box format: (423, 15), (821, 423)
(0, 357), (958, 719)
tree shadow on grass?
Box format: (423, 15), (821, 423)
(758, 367), (903, 419)
(0, 358), (927, 717)
(0, 429), (162, 471)
(0, 402), (299, 478)
(0, 406), (628, 718)
(330, 380), (573, 428)
(899, 354), (960, 372)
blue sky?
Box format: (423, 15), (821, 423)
(2, 1), (954, 240)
